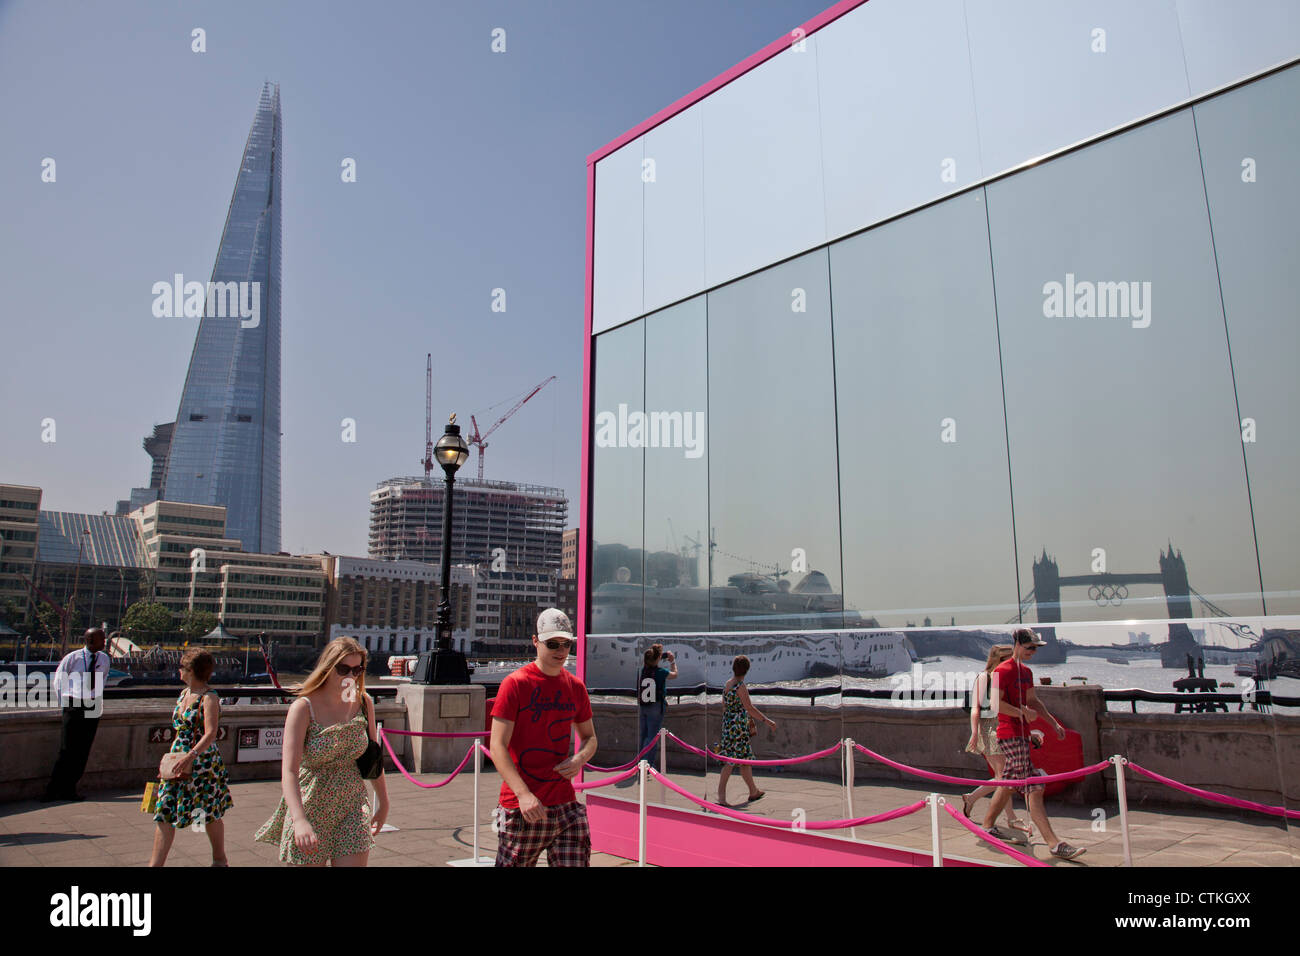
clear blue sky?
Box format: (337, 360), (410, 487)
(0, 0), (834, 555)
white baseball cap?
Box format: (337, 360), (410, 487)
(536, 608), (574, 641)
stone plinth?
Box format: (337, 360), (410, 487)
(395, 683), (486, 773)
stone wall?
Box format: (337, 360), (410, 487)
(0, 700), (408, 803)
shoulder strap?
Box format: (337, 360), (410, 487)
(304, 696), (316, 722)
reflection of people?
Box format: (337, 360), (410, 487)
(149, 649), (233, 866)
(42, 628), (110, 802)
(982, 629), (1085, 860)
(637, 644), (677, 755)
(961, 645), (1029, 835)
(255, 637), (389, 866)
(490, 609), (597, 867)
(715, 656), (776, 807)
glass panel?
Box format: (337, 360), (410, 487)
(1176, 0), (1300, 96)
(817, 0), (983, 241)
(592, 141), (644, 335)
(966, 0), (1189, 178)
(589, 322), (644, 634)
(986, 109), (1262, 636)
(705, 249), (842, 630)
(831, 190), (1017, 626)
(702, 44), (827, 290)
(1193, 65), (1300, 618)
(643, 110), (706, 315)
(642, 297), (710, 633)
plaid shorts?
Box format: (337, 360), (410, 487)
(494, 800), (591, 867)
(999, 736), (1044, 793)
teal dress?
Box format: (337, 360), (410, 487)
(154, 689), (234, 827)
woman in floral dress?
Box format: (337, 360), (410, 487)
(715, 655), (777, 807)
(149, 648), (233, 866)
(255, 636), (388, 866)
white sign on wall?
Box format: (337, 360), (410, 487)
(236, 726), (283, 763)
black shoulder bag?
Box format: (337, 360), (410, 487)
(355, 693), (384, 779)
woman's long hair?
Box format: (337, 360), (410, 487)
(984, 643), (1013, 674)
(297, 636), (368, 700)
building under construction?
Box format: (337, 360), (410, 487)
(368, 477), (567, 571)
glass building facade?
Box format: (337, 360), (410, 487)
(582, 0), (1299, 852)
(162, 83), (283, 554)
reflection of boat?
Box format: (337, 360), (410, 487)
(584, 629), (912, 688)
(1105, 657), (1130, 665)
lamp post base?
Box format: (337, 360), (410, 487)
(412, 648), (470, 685)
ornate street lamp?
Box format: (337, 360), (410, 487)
(414, 415), (470, 684)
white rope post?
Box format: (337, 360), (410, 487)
(929, 794), (945, 867)
(638, 759), (649, 867)
(844, 738), (857, 841)
(472, 740), (482, 864)
(1112, 755), (1133, 867)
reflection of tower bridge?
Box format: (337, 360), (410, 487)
(1012, 545), (1260, 665)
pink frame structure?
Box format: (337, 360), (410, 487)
(576, 0), (871, 679)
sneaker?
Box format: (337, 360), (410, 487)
(986, 825), (1029, 845)
(1051, 842), (1086, 860)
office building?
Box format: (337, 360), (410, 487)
(0, 484), (42, 614)
(160, 83), (283, 553)
(320, 555), (472, 654)
(368, 476), (566, 570)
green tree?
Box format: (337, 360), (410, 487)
(179, 608), (218, 641)
(124, 601), (174, 634)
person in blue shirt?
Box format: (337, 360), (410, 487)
(636, 643), (677, 758)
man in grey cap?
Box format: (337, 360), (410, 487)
(488, 608), (597, 866)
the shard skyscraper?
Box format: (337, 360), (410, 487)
(161, 83), (282, 553)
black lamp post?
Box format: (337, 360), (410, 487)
(414, 415), (470, 685)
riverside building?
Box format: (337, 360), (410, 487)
(320, 555), (472, 654)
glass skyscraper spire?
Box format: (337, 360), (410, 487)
(161, 83), (282, 553)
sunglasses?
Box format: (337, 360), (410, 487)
(334, 662), (365, 678)
(540, 638), (572, 651)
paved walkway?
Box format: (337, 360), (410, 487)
(1, 761), (1293, 866)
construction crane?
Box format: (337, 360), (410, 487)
(467, 376), (556, 479)
(420, 353), (434, 481)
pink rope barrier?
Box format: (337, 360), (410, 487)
(665, 732), (843, 767)
(382, 729), (488, 738)
(942, 802), (1048, 867)
(587, 736), (660, 773)
(574, 764), (643, 790)
(1127, 762), (1300, 820)
(648, 767), (927, 829)
(853, 742), (1110, 788)
(377, 731), (476, 790)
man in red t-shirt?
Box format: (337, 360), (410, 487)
(982, 627), (1085, 861)
(489, 608), (597, 866)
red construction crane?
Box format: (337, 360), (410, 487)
(468, 376), (556, 479)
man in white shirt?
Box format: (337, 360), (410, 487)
(41, 627), (110, 802)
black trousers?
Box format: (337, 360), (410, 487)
(45, 705), (101, 797)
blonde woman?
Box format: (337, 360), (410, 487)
(255, 637), (388, 866)
(961, 644), (1029, 835)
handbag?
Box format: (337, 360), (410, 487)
(140, 781), (159, 814)
(355, 693), (383, 780)
(159, 752), (191, 781)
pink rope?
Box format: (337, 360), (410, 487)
(665, 732), (842, 767)
(587, 736), (660, 773)
(648, 768), (927, 829)
(382, 729), (488, 738)
(853, 742), (1110, 788)
(574, 764), (642, 790)
(377, 731), (476, 789)
(942, 803), (1048, 867)
(1126, 762), (1300, 820)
